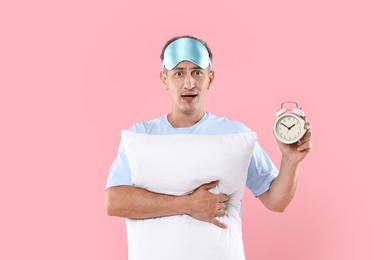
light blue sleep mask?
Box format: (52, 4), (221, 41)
(162, 37), (212, 70)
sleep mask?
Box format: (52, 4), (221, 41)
(162, 37), (212, 70)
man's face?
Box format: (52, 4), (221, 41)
(160, 61), (214, 115)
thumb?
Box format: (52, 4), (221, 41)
(200, 180), (219, 190)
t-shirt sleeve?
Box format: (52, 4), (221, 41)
(105, 124), (143, 189)
(246, 142), (279, 197)
(105, 138), (133, 189)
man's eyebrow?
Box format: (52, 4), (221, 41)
(173, 66), (203, 71)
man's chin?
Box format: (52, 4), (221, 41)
(179, 106), (201, 115)
(181, 108), (196, 114)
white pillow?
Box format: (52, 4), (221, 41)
(121, 131), (256, 260)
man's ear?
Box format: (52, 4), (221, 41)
(208, 70), (215, 90)
(160, 71), (168, 90)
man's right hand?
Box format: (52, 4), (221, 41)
(106, 180), (229, 229)
(186, 180), (229, 229)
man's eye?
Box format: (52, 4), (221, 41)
(175, 72), (183, 77)
(194, 70), (202, 76)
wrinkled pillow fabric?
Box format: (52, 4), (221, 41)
(121, 131), (257, 260)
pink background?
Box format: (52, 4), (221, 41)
(1, 0), (389, 259)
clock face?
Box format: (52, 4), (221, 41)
(275, 115), (303, 143)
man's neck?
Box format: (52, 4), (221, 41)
(167, 111), (205, 128)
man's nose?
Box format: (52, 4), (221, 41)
(184, 73), (195, 89)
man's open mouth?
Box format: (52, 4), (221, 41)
(181, 94), (198, 98)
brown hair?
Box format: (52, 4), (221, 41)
(160, 35), (213, 62)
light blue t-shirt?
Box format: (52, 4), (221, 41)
(106, 112), (279, 197)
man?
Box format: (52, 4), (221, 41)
(105, 35), (312, 259)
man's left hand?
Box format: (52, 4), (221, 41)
(276, 121), (312, 164)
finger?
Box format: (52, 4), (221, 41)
(298, 131), (311, 145)
(200, 180), (219, 190)
(210, 218), (228, 229)
(217, 194), (229, 202)
(218, 203), (227, 210)
(215, 209), (228, 217)
(304, 121), (312, 130)
(297, 141), (312, 152)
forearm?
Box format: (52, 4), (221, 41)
(259, 156), (300, 212)
(105, 185), (189, 219)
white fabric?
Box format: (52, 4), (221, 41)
(121, 131), (257, 260)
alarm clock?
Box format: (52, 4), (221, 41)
(273, 102), (307, 144)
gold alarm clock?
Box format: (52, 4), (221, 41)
(274, 102), (307, 144)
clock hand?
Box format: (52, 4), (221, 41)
(281, 123), (289, 129)
(287, 124), (296, 130)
